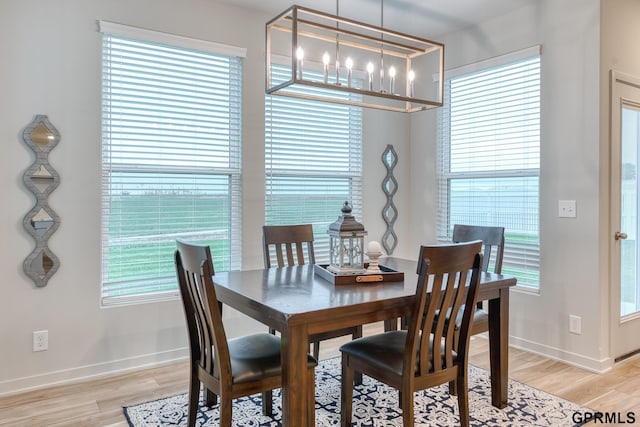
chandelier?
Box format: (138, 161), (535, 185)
(265, 3), (444, 113)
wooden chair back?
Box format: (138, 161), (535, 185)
(175, 240), (230, 390)
(452, 224), (504, 273)
(407, 241), (483, 378)
(262, 224), (315, 268)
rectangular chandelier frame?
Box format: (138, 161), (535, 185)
(266, 5), (444, 113)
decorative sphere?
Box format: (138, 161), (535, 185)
(367, 240), (382, 253)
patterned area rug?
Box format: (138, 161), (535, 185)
(124, 357), (588, 426)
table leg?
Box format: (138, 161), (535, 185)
(280, 324), (312, 426)
(384, 318), (398, 331)
(488, 288), (509, 408)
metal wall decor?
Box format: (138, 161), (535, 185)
(381, 144), (398, 254)
(22, 115), (60, 287)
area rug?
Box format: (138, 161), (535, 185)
(124, 357), (588, 426)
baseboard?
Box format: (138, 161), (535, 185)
(0, 347), (189, 397)
(0, 336), (615, 397)
(509, 335), (613, 373)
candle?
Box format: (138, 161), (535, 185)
(408, 69), (415, 97)
(296, 46), (304, 80)
(366, 62), (374, 91)
(389, 66), (396, 94)
(346, 57), (353, 87)
(322, 52), (330, 84)
(367, 240), (382, 254)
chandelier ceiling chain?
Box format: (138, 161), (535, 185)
(379, 0), (385, 93)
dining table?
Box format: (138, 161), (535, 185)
(212, 256), (517, 426)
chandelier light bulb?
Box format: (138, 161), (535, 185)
(296, 46), (304, 80)
(322, 51), (330, 65)
(322, 51), (331, 83)
(389, 66), (396, 94)
(345, 57), (353, 87)
(408, 69), (415, 97)
(367, 62), (375, 90)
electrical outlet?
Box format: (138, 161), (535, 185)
(569, 315), (581, 335)
(33, 330), (48, 351)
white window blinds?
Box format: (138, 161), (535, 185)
(265, 66), (363, 262)
(100, 24), (243, 305)
(437, 51), (541, 288)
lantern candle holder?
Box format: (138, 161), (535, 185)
(328, 201), (367, 275)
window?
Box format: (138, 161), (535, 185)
(265, 66), (363, 261)
(100, 22), (244, 304)
(437, 47), (541, 288)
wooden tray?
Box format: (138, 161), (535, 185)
(314, 263), (404, 285)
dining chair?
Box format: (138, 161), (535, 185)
(263, 223), (316, 269)
(396, 224), (504, 333)
(452, 224), (505, 337)
(385, 224), (505, 333)
(262, 224), (363, 362)
(441, 224), (505, 395)
(339, 241), (483, 427)
(175, 239), (317, 427)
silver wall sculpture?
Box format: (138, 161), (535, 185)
(22, 115), (60, 287)
(381, 144), (398, 254)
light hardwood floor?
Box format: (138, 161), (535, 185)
(1, 322), (639, 426)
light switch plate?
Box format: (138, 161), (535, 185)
(558, 200), (577, 218)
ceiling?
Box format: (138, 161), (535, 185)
(215, 0), (536, 39)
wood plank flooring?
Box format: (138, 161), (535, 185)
(1, 322), (638, 426)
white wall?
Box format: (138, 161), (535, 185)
(0, 0), (408, 394)
(410, 0), (607, 371)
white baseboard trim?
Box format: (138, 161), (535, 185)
(0, 347), (189, 397)
(509, 335), (613, 373)
(0, 336), (615, 397)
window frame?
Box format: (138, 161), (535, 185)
(437, 46), (541, 290)
(99, 22), (245, 305)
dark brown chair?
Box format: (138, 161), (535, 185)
(175, 239), (317, 427)
(395, 224), (505, 334)
(263, 223), (316, 269)
(443, 224), (505, 396)
(262, 224), (363, 362)
(452, 224), (505, 337)
(339, 241), (483, 427)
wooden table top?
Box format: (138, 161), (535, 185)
(212, 256), (516, 320)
